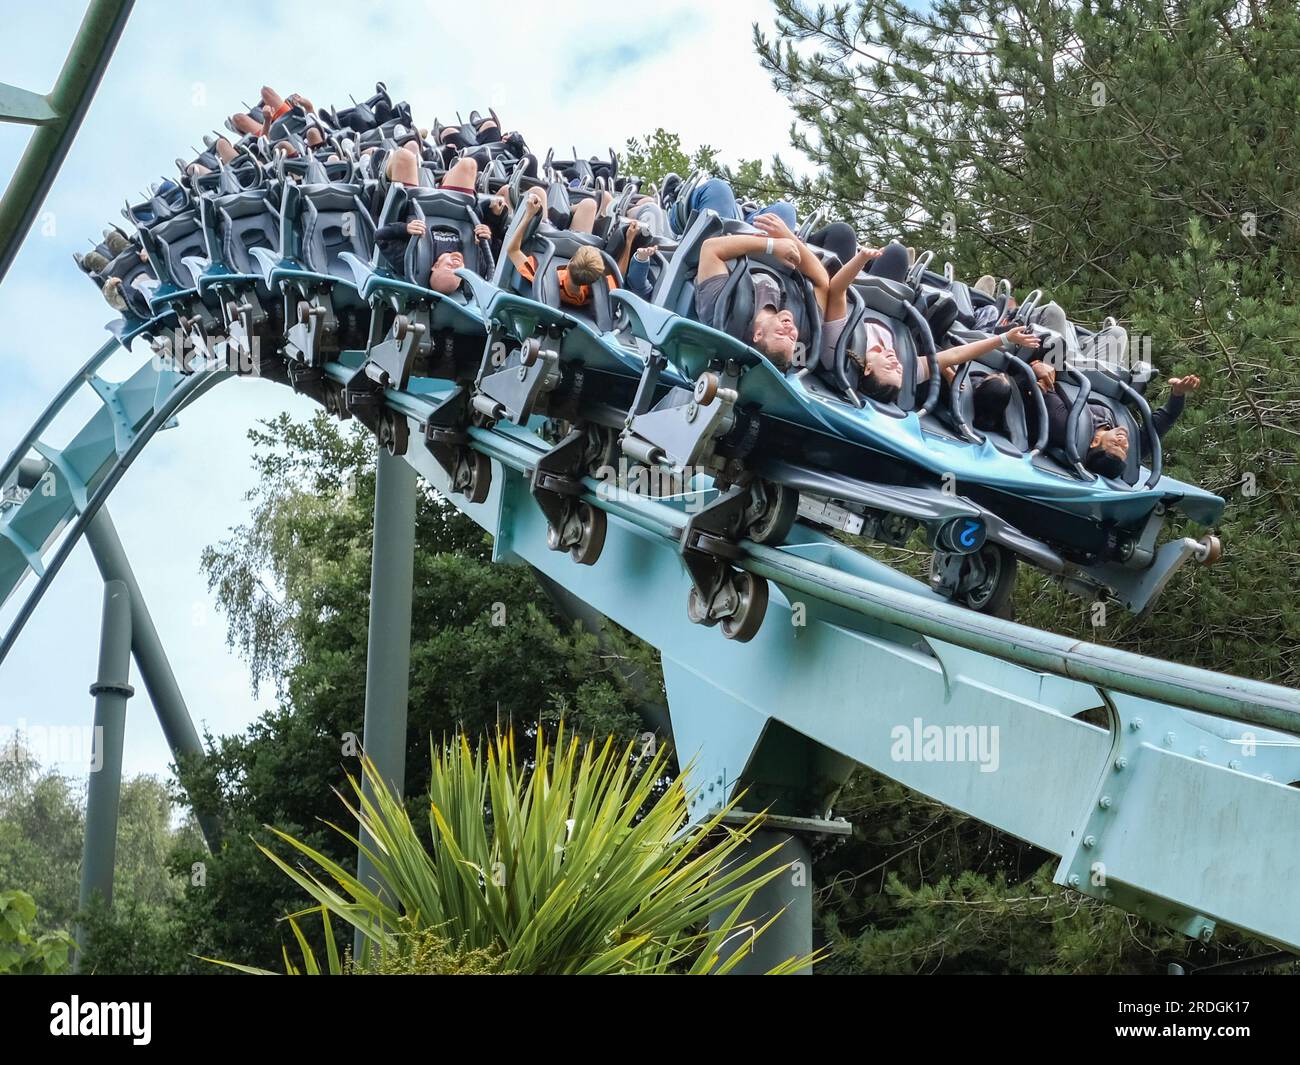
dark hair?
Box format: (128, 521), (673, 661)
(858, 367), (902, 405)
(1086, 445), (1127, 480)
(973, 373), (1012, 432)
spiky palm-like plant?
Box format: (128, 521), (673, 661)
(217, 726), (816, 974)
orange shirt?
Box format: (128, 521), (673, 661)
(518, 255), (618, 307)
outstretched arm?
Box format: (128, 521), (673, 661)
(1151, 374), (1198, 437)
(825, 245), (879, 321)
(698, 233), (801, 280)
(937, 324), (1040, 370)
(506, 188), (546, 273)
(750, 213), (830, 311)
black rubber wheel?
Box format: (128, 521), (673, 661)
(569, 502), (607, 566)
(746, 480), (800, 545)
(721, 572), (768, 642)
(938, 543), (1017, 618)
(463, 450), (491, 504)
(379, 412), (409, 457)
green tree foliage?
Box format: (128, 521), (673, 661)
(752, 0), (1300, 972)
(756, 0), (1300, 680)
(0, 737), (192, 972)
(620, 128), (787, 206)
(620, 128), (722, 189)
(160, 412), (656, 971)
(0, 890), (75, 974)
(217, 727), (814, 975)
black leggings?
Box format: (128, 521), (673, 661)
(807, 222), (857, 272)
(867, 241), (910, 283)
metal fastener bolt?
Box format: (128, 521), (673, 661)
(685, 401), (698, 423)
(1197, 745), (1209, 760)
(1163, 731), (1176, 747)
(1129, 717), (1143, 731)
(1229, 759), (1241, 771)
(1099, 796), (1112, 809)
(1114, 757), (1128, 771)
(1083, 835), (1097, 849)
(1068, 875), (1081, 887)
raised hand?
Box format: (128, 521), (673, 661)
(1169, 374), (1201, 396)
(1004, 324), (1040, 350)
(751, 212), (796, 241)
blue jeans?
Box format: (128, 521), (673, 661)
(680, 178), (797, 234)
(625, 255), (653, 298)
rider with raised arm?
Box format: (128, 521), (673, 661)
(693, 212), (829, 373)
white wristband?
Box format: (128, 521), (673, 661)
(766, 238), (774, 256)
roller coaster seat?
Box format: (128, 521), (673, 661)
(947, 341), (1039, 455)
(125, 180), (188, 227)
(279, 178), (374, 282)
(836, 275), (932, 414)
(139, 209), (208, 290)
(394, 188), (488, 286)
(653, 209), (818, 345)
(207, 184), (282, 278)
(1048, 371), (1143, 486)
(524, 230), (624, 333)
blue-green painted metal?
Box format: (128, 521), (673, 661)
(74, 577), (132, 971)
(3, 322), (1300, 953)
(354, 446), (417, 957)
(0, 0), (135, 283)
(84, 508), (221, 851)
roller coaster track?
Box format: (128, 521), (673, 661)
(0, 0), (135, 283)
(3, 319), (1299, 958)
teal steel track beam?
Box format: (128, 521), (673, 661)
(5, 328), (1300, 952)
(0, 0), (135, 283)
(0, 365), (228, 667)
(354, 446), (417, 957)
(436, 409), (1300, 734)
(84, 508), (221, 851)
(74, 577), (132, 971)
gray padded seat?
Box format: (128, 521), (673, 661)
(296, 184), (375, 280)
(141, 210), (207, 288)
(215, 190), (280, 275)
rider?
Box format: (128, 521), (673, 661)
(1033, 362), (1200, 477)
(694, 212), (829, 373)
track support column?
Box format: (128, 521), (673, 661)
(355, 447), (417, 956)
(711, 824), (814, 974)
(74, 579), (133, 971)
(84, 508), (220, 851)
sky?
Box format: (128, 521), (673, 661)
(0, 0), (808, 784)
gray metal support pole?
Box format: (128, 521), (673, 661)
(84, 508), (220, 851)
(74, 579), (133, 971)
(355, 447), (416, 958)
(710, 829), (814, 975)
